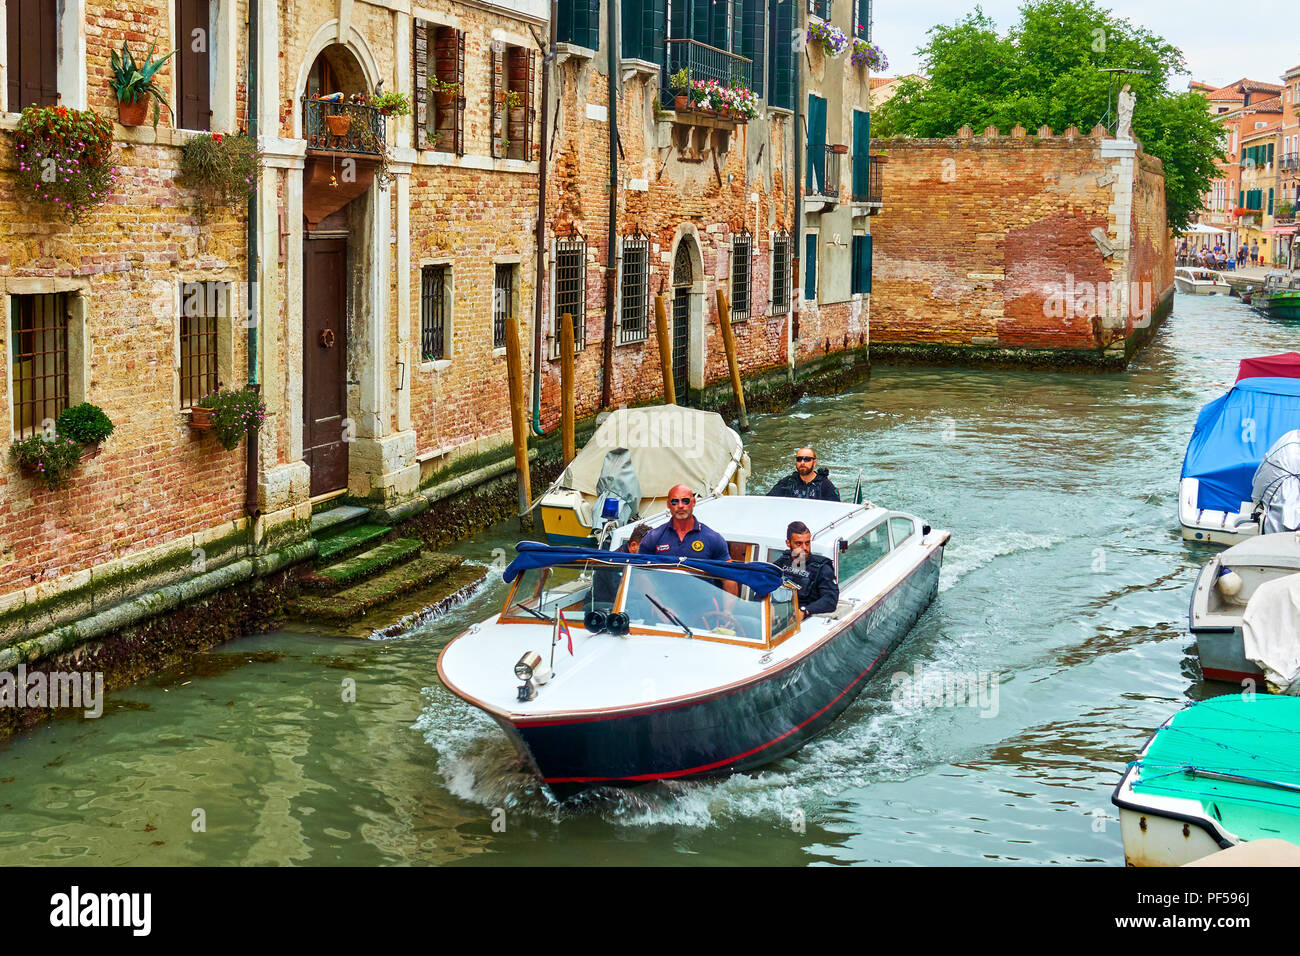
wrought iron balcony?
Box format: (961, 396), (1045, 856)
(303, 97), (386, 155)
(854, 154), (884, 205)
(662, 38), (753, 111)
(808, 145), (842, 200)
(1282, 152), (1300, 172)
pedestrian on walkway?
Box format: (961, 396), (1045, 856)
(1251, 241), (1259, 266)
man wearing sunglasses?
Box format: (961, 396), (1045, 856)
(767, 447), (841, 501)
(636, 485), (731, 561)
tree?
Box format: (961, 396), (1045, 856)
(876, 1), (1224, 232)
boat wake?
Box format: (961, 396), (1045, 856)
(938, 529), (1060, 593)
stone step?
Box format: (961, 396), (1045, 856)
(314, 523), (391, 564)
(298, 564), (489, 639)
(304, 537), (424, 591)
(289, 552), (467, 623)
(310, 504), (371, 536)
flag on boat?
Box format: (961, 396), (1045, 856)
(558, 609), (574, 655)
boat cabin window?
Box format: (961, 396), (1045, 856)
(889, 517), (916, 547)
(769, 584), (798, 640)
(505, 564), (621, 622)
(623, 567), (765, 641)
(838, 521), (891, 583)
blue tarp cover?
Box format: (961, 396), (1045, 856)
(1182, 377), (1300, 512)
(503, 541), (786, 597)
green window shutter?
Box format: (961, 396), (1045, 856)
(805, 233), (818, 302)
(740, 0), (765, 96)
(807, 94), (827, 193)
(1240, 189), (1245, 207)
(558, 0), (600, 49)
(864, 233), (873, 293)
(623, 0), (665, 63)
(850, 234), (873, 294)
(1269, 188), (1274, 215)
(852, 110), (870, 199)
(767, 0), (794, 109)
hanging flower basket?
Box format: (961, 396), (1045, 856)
(12, 105), (117, 225)
(116, 97), (149, 127)
(188, 405), (214, 430)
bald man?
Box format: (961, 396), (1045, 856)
(636, 485), (730, 561)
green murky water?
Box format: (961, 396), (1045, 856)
(2, 295), (1295, 866)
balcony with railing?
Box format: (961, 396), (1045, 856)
(805, 145), (842, 210)
(1282, 152), (1300, 173)
(662, 38), (753, 114)
(303, 97), (387, 155)
(854, 154), (884, 211)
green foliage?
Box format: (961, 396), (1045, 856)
(109, 41), (176, 128)
(876, 0), (1225, 231)
(55, 403), (115, 444)
(372, 91), (411, 115)
(179, 132), (260, 221)
(9, 434), (83, 489)
(198, 386), (267, 452)
(12, 106), (117, 225)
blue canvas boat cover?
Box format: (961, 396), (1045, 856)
(503, 541), (786, 596)
(1182, 377), (1300, 512)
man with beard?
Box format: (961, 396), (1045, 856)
(767, 447), (840, 501)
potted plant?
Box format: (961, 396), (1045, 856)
(191, 385), (267, 451)
(9, 433), (84, 489)
(179, 130), (260, 221)
(12, 105), (117, 225)
(325, 112), (353, 136)
(372, 91), (411, 116)
(670, 68), (691, 110)
(849, 39), (889, 71)
(830, 143), (849, 154)
(807, 21), (850, 57)
(430, 77), (461, 108)
(55, 403), (115, 460)
(110, 41), (176, 128)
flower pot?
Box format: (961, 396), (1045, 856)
(830, 144), (849, 154)
(189, 406), (214, 430)
(674, 95), (689, 110)
(117, 97), (149, 127)
(325, 114), (353, 136)
(78, 441), (101, 463)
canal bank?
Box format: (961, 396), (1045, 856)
(0, 291), (1291, 865)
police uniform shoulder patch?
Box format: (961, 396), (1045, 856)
(691, 540), (704, 552)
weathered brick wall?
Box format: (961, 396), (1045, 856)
(1130, 151), (1175, 332)
(869, 129), (1172, 358)
(0, 0), (252, 596)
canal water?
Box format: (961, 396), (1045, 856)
(1, 296), (1294, 866)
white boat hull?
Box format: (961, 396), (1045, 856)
(1178, 477), (1260, 546)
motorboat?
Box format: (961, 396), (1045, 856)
(1189, 531), (1300, 687)
(438, 496), (950, 797)
(1248, 272), (1300, 320)
(1174, 267), (1230, 295)
(1178, 354), (1300, 545)
(538, 405), (750, 546)
(1112, 696), (1300, 866)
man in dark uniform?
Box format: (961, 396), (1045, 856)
(767, 447), (840, 501)
(772, 520), (839, 621)
(637, 485), (730, 560)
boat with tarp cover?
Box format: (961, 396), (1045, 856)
(438, 496), (949, 797)
(1178, 353), (1300, 545)
(1112, 696), (1300, 866)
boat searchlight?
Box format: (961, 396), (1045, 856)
(515, 652), (542, 702)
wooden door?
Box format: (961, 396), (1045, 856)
(303, 237), (348, 496)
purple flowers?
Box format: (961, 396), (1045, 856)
(808, 21), (850, 56)
(850, 40), (889, 70)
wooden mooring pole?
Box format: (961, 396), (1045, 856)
(654, 294), (676, 405)
(715, 289), (750, 431)
(504, 314), (533, 529)
(560, 311), (576, 464)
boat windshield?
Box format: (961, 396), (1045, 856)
(622, 567), (766, 640)
(505, 562), (626, 622)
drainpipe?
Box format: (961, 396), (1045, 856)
(244, 0), (261, 520)
(530, 1), (557, 436)
(599, 0), (618, 409)
(791, 15), (802, 383)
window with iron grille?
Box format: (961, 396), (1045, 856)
(555, 238), (586, 353)
(771, 232), (790, 313)
(493, 264), (514, 350)
(421, 265), (450, 361)
(730, 231), (752, 320)
(179, 281), (225, 408)
(619, 234), (649, 344)
(10, 293), (68, 437)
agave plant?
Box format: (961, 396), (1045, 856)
(109, 41), (176, 128)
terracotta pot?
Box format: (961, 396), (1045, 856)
(325, 114), (353, 136)
(117, 96), (149, 127)
(674, 95), (689, 110)
(830, 144), (849, 154)
(189, 406), (214, 430)
(78, 441), (101, 463)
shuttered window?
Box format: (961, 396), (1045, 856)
(853, 0), (870, 38)
(6, 0), (58, 111)
(807, 94), (827, 193)
(494, 45), (537, 162)
(414, 22), (466, 155)
(176, 0), (212, 130)
(767, 0), (794, 109)
(622, 0), (666, 64)
(851, 234), (872, 295)
(852, 110), (870, 199)
(804, 233), (818, 304)
(739, 0), (765, 97)
(557, 0), (599, 49)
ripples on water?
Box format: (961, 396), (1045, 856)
(1, 295), (1294, 865)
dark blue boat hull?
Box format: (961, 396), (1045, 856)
(503, 546), (944, 796)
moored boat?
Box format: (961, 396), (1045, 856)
(438, 496), (950, 797)
(1178, 355), (1300, 545)
(538, 405), (750, 546)
(1249, 272), (1300, 320)
(1112, 696), (1300, 866)
(1174, 267), (1230, 295)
